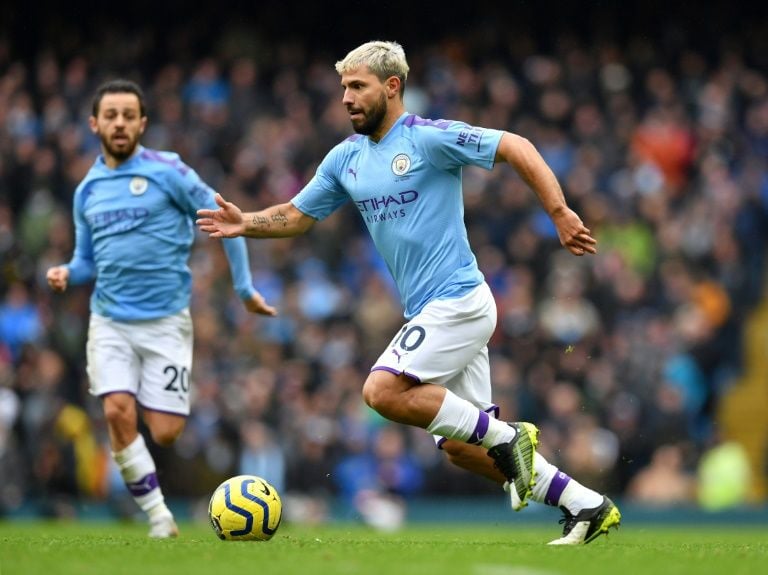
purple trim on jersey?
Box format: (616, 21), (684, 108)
(370, 366), (422, 383)
(467, 410), (490, 445)
(139, 148), (190, 175)
(127, 472), (160, 496)
(545, 471), (572, 507)
(344, 134), (363, 142)
(403, 115), (453, 129)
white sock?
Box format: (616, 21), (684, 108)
(557, 479), (604, 514)
(426, 390), (516, 447)
(529, 452), (603, 513)
(480, 418), (517, 449)
(113, 434), (171, 519)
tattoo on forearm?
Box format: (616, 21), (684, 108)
(251, 210), (289, 229)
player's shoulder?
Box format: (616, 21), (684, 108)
(336, 133), (365, 150)
(325, 134), (365, 164)
(75, 158), (107, 196)
(401, 114), (462, 133)
(136, 147), (192, 177)
(399, 115), (470, 150)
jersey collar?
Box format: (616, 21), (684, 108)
(370, 112), (409, 146)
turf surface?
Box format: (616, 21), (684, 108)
(1, 520), (766, 575)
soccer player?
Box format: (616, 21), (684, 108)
(46, 79), (277, 538)
(196, 41), (621, 544)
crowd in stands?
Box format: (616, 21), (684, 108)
(1, 11), (767, 522)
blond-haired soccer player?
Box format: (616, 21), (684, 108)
(47, 79), (277, 538)
(197, 42), (620, 544)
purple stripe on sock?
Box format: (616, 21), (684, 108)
(127, 472), (160, 496)
(545, 471), (571, 506)
(467, 411), (490, 445)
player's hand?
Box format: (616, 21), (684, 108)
(243, 291), (278, 316)
(196, 193), (246, 238)
(46, 266), (70, 292)
(551, 207), (597, 256)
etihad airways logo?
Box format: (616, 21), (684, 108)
(354, 190), (418, 212)
(86, 207), (149, 233)
(355, 190), (419, 224)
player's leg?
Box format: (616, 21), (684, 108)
(429, 313), (620, 541)
(142, 410), (186, 447)
(104, 393), (178, 538)
(363, 283), (537, 507)
(440, 440), (620, 544)
(131, 309), (194, 538)
(86, 314), (178, 537)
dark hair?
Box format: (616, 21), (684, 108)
(91, 79), (147, 117)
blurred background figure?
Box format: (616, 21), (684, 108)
(334, 424), (424, 531)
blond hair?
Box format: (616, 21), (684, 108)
(335, 41), (409, 94)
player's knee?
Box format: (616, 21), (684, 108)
(149, 427), (182, 447)
(144, 411), (186, 447)
(102, 396), (136, 430)
(362, 378), (396, 415)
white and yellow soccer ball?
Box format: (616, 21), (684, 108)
(208, 475), (283, 541)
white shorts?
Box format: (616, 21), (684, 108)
(86, 309), (193, 416)
(372, 282), (499, 426)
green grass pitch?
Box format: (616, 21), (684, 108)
(1, 520), (766, 575)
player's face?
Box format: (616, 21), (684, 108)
(89, 93), (146, 164)
(341, 67), (388, 136)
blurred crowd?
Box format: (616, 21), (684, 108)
(1, 14), (767, 523)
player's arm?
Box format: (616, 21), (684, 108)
(47, 189), (96, 291)
(197, 193), (315, 239)
(495, 132), (597, 256)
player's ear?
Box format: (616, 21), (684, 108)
(88, 116), (98, 134)
(386, 76), (401, 99)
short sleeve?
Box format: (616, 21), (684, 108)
(415, 120), (504, 171)
(291, 147), (350, 220)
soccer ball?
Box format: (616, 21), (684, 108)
(208, 475), (283, 541)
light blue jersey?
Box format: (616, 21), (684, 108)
(292, 113), (504, 318)
(66, 146), (256, 321)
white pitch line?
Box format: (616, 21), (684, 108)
(473, 564), (564, 575)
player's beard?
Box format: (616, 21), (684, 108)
(350, 91), (387, 136)
(100, 131), (139, 163)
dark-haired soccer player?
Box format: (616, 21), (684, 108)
(197, 41), (620, 544)
(47, 79), (277, 538)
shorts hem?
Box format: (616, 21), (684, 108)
(371, 365), (422, 383)
(92, 391), (188, 417)
(137, 402), (189, 417)
(95, 389), (137, 399)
